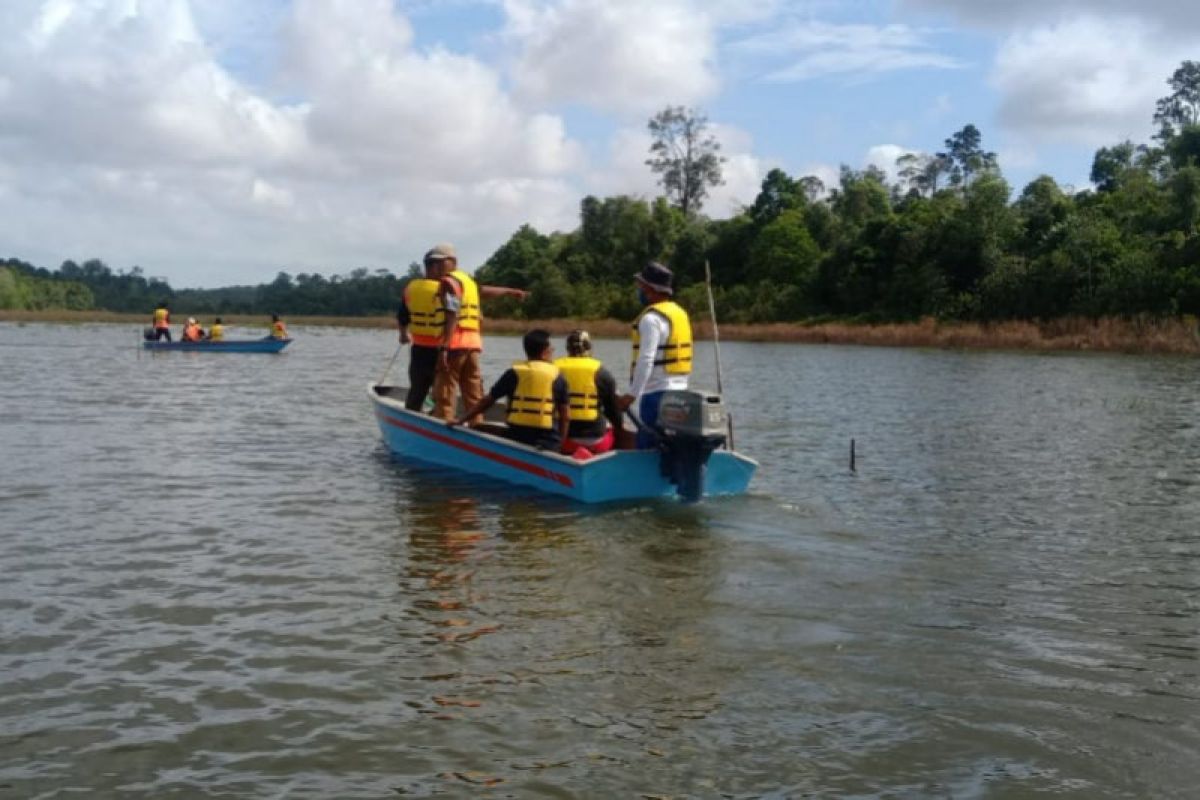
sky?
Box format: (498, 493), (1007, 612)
(0, 0), (1196, 289)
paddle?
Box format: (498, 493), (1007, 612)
(704, 260), (734, 450)
(376, 342), (404, 388)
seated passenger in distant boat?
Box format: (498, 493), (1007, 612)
(554, 329), (623, 457)
(208, 318), (225, 341)
(269, 314), (288, 339)
(449, 328), (570, 451)
(181, 318), (205, 342)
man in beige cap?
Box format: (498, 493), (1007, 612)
(424, 243), (528, 423)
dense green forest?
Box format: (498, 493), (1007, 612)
(0, 261), (93, 310)
(479, 65), (1200, 323)
(5, 62), (1200, 326)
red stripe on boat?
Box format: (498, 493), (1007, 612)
(379, 411), (574, 488)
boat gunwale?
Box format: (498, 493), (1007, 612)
(370, 383), (619, 467)
(368, 383), (758, 470)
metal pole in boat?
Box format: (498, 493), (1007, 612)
(376, 343), (404, 388)
(704, 260), (734, 451)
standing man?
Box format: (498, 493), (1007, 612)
(396, 255), (446, 411)
(427, 243), (527, 423)
(618, 261), (692, 448)
(152, 301), (172, 341)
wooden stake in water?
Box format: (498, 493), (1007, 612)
(850, 438), (856, 472)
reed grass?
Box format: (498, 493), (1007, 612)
(3, 309), (1197, 355)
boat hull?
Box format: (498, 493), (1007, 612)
(369, 385), (756, 503)
(143, 338), (292, 353)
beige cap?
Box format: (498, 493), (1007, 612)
(187, 317), (197, 324)
(425, 242), (457, 261)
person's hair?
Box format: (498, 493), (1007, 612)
(215, 317), (223, 324)
(272, 314), (280, 321)
(523, 328), (552, 359)
(565, 329), (591, 356)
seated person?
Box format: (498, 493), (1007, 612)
(554, 329), (623, 455)
(181, 317), (205, 342)
(209, 317), (225, 341)
(269, 314), (288, 339)
(449, 329), (569, 450)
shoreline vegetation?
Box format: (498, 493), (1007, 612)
(5, 309), (1197, 355)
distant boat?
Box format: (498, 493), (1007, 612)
(370, 384), (756, 503)
(143, 338), (292, 353)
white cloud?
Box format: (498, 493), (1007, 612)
(503, 0), (718, 113)
(990, 15), (1188, 145)
(286, 0), (580, 181)
(729, 20), (966, 82)
(0, 0), (588, 286)
(904, 0), (1200, 32)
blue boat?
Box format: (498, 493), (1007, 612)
(143, 338), (292, 353)
(370, 384), (756, 503)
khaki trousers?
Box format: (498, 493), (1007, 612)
(432, 349), (484, 424)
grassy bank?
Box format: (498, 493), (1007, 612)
(3, 309), (1198, 355)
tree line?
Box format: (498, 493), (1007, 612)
(479, 64), (1200, 323)
(0, 257), (417, 317)
(6, 61), (1200, 325)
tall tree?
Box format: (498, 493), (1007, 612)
(749, 168), (804, 225)
(1153, 60), (1200, 139)
(938, 124), (997, 189)
(896, 152), (952, 196)
(1090, 141), (1137, 192)
(646, 106), (725, 216)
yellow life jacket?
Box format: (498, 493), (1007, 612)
(153, 308), (168, 327)
(631, 301), (692, 375)
(506, 360), (559, 430)
(448, 269), (481, 331)
(404, 278), (444, 346)
(209, 324), (224, 341)
(272, 321), (287, 338)
(554, 356), (601, 422)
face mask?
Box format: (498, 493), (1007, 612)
(637, 288), (649, 306)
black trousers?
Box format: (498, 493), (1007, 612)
(154, 328), (172, 342)
(406, 345), (439, 411)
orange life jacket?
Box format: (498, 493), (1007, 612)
(445, 270), (482, 350)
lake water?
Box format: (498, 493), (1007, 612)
(1, 321), (1198, 798)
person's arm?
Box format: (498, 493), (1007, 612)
(479, 284), (528, 300)
(619, 314), (664, 409)
(450, 370), (512, 426)
(596, 368), (622, 430)
(554, 376), (572, 453)
(450, 394), (495, 426)
(437, 276), (463, 363)
(396, 299), (411, 344)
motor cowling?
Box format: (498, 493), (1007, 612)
(656, 390), (728, 502)
(142, 326), (156, 341)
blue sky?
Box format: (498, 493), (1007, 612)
(1, 0), (1195, 288)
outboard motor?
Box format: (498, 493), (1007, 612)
(656, 390), (728, 502)
(142, 326), (156, 341)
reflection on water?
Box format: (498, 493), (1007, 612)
(1, 322), (1199, 797)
